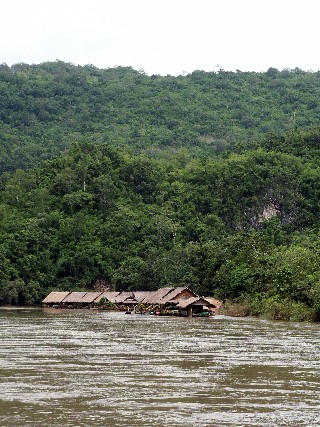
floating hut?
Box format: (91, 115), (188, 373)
(133, 287), (214, 316)
(176, 297), (215, 317)
(114, 292), (138, 311)
(159, 287), (197, 305)
(42, 291), (71, 308)
(80, 292), (103, 308)
(60, 292), (87, 308)
(42, 288), (219, 317)
(134, 291), (152, 303)
(93, 291), (121, 310)
(141, 288), (173, 305)
(94, 291), (121, 304)
(136, 287), (197, 310)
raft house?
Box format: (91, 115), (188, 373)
(42, 287), (218, 317)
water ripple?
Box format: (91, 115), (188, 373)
(0, 309), (319, 426)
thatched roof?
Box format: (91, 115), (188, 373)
(94, 291), (120, 303)
(42, 288), (209, 309)
(63, 292), (87, 303)
(160, 287), (196, 304)
(81, 292), (103, 303)
(137, 287), (197, 305)
(177, 297), (213, 309)
(204, 297), (223, 310)
(42, 291), (70, 304)
(142, 288), (173, 304)
(133, 291), (152, 302)
(114, 292), (137, 304)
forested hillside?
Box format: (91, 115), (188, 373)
(1, 61), (320, 172)
(1, 61), (320, 321)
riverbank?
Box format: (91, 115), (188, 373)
(221, 296), (318, 322)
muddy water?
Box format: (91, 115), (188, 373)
(0, 309), (319, 427)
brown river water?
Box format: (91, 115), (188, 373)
(0, 309), (319, 427)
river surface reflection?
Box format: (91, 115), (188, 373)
(0, 309), (319, 426)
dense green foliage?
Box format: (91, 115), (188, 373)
(1, 62), (320, 321)
(1, 132), (320, 321)
(1, 61), (320, 173)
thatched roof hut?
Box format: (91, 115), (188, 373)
(142, 288), (173, 305)
(63, 292), (87, 303)
(177, 297), (214, 315)
(81, 292), (103, 303)
(133, 291), (152, 302)
(160, 287), (197, 305)
(41, 287), (217, 317)
(176, 297), (206, 309)
(94, 291), (120, 304)
(137, 287), (197, 306)
(114, 292), (137, 304)
(42, 291), (70, 304)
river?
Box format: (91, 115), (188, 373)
(0, 309), (319, 426)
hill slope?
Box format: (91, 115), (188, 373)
(1, 132), (320, 321)
(0, 61), (319, 173)
(2, 61), (320, 321)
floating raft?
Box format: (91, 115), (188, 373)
(42, 288), (219, 316)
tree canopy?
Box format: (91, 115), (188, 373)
(1, 61), (320, 172)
